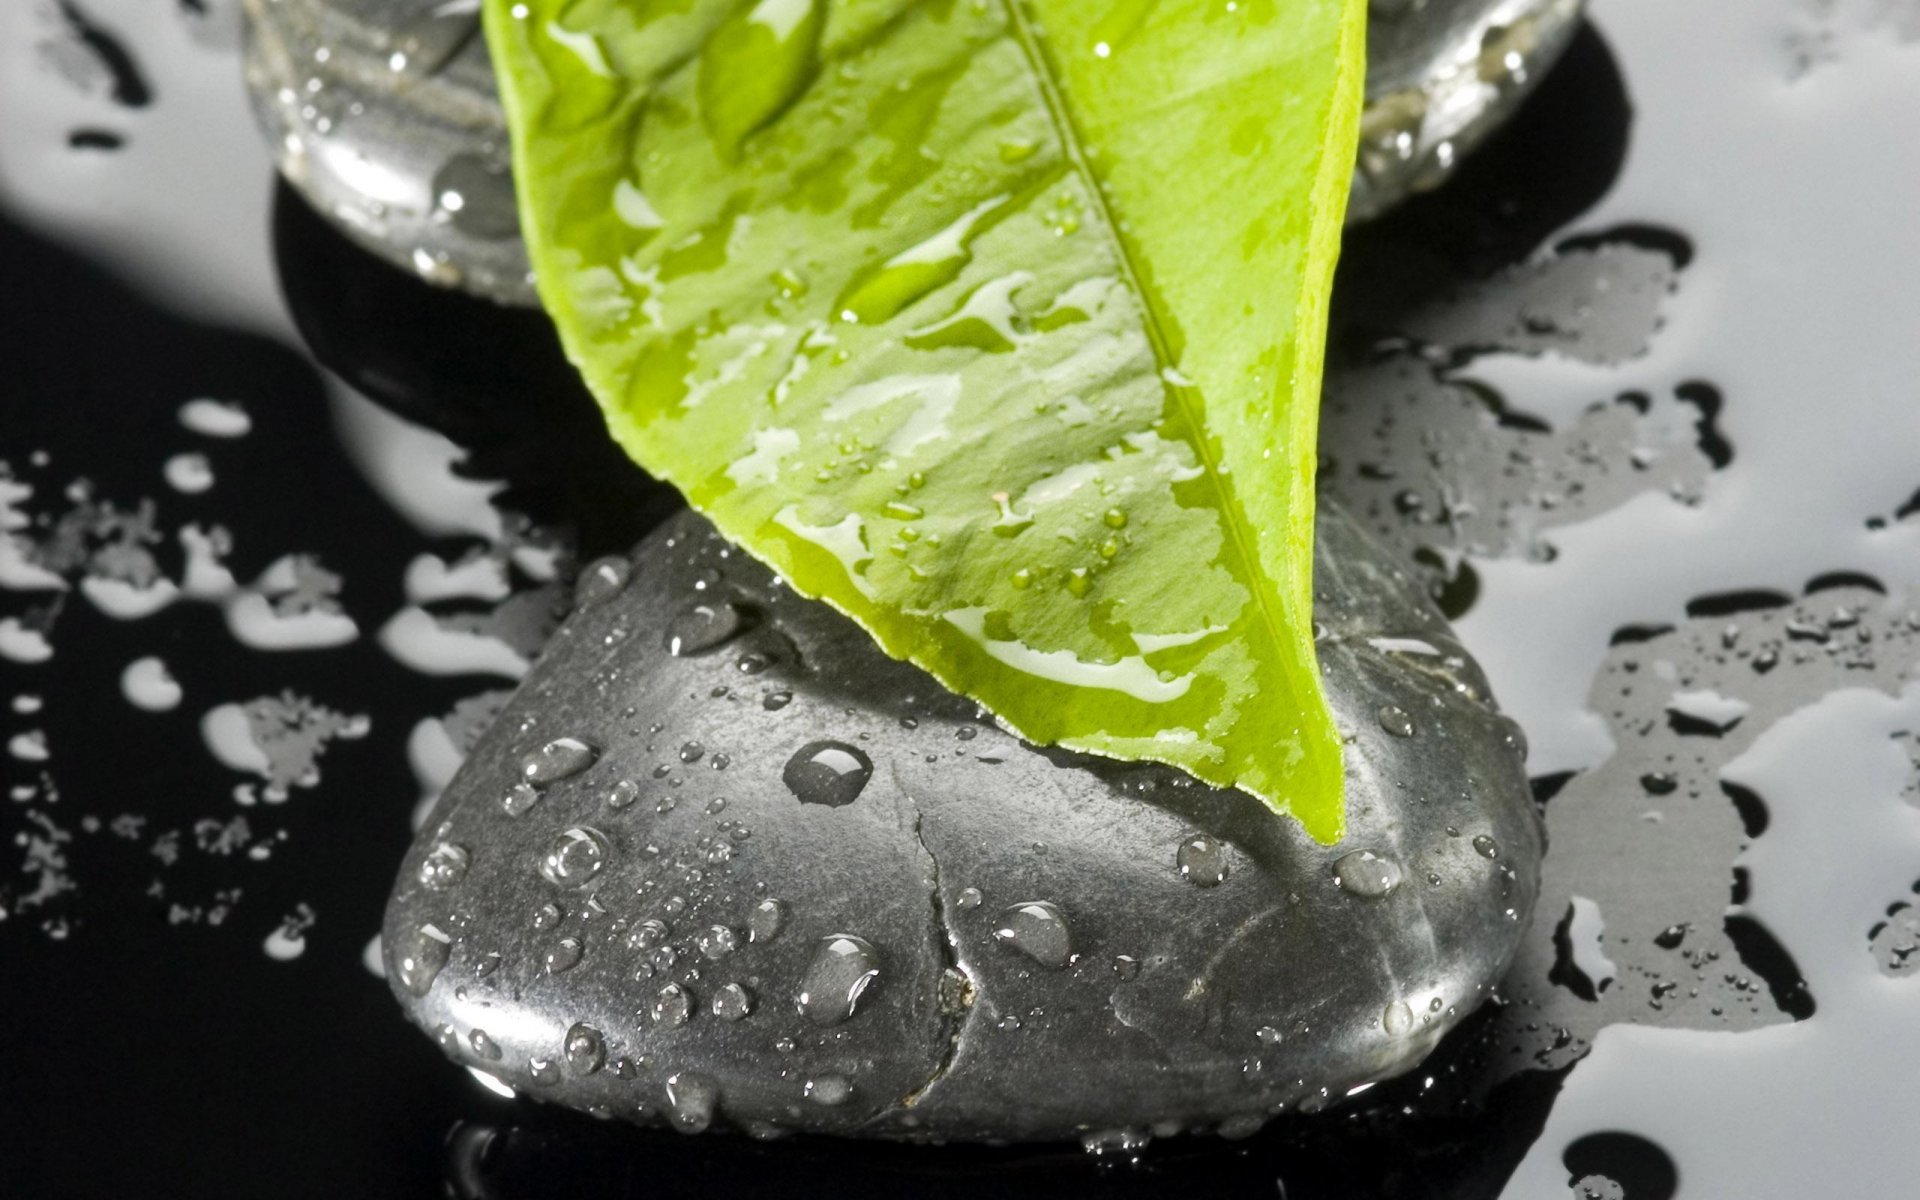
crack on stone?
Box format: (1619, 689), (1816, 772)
(898, 803), (967, 1111)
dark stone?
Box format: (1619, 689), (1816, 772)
(383, 503), (1542, 1141)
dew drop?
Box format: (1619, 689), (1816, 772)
(628, 918), (671, 950)
(545, 937), (584, 975)
(665, 601), (745, 655)
(665, 1071), (719, 1134)
(502, 782), (541, 816)
(805, 1073), (852, 1106)
(955, 887), (983, 910)
(540, 826), (613, 887)
(712, 982), (754, 1021)
(748, 898), (788, 943)
(532, 902), (564, 930)
(783, 740), (873, 807)
(1383, 999), (1415, 1036)
(1377, 704), (1417, 737)
(763, 691), (792, 711)
(395, 923), (453, 997)
(1472, 834), (1500, 860)
(993, 901), (1073, 969)
(797, 934), (881, 1026)
(1176, 833), (1230, 887)
(1332, 850), (1402, 898)
(564, 1022), (606, 1074)
(468, 1028), (502, 1061)
(696, 925), (739, 960)
(431, 153), (520, 240)
(575, 556), (632, 608)
(522, 737), (599, 787)
(418, 842), (470, 890)
(651, 982), (694, 1027)
(607, 779), (641, 810)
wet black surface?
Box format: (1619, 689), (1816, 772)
(0, 21), (1651, 1200)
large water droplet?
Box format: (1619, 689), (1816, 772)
(607, 779), (641, 810)
(1333, 850), (1403, 898)
(418, 842), (470, 890)
(1377, 704), (1417, 737)
(652, 983), (694, 1027)
(502, 782), (540, 816)
(575, 555), (632, 608)
(665, 601), (745, 655)
(712, 982), (754, 1021)
(665, 1071), (719, 1134)
(545, 937), (584, 975)
(388, 0), (481, 78)
(782, 740), (873, 807)
(796, 934), (881, 1026)
(541, 826), (613, 887)
(805, 1073), (852, 1106)
(993, 901), (1073, 969)
(696, 925), (739, 960)
(431, 153), (520, 241)
(1176, 833), (1230, 887)
(1383, 999), (1415, 1036)
(525, 738), (599, 788)
(468, 1028), (502, 1061)
(748, 897), (788, 943)
(396, 923), (453, 996)
(1472, 834), (1501, 860)
(628, 918), (671, 950)
(564, 1022), (606, 1074)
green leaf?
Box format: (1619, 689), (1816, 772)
(485, 0), (1366, 842)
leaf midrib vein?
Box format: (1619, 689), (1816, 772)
(997, 0), (1291, 680)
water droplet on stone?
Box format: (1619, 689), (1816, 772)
(748, 898), (788, 943)
(993, 901), (1073, 969)
(468, 1028), (502, 1060)
(805, 1073), (852, 1106)
(696, 925), (739, 960)
(763, 691), (792, 711)
(541, 826), (613, 887)
(418, 842), (470, 890)
(1332, 850), (1402, 898)
(396, 923), (453, 996)
(522, 737), (599, 786)
(1377, 704), (1417, 737)
(955, 887), (983, 910)
(796, 934), (881, 1026)
(712, 982), (754, 1021)
(1176, 833), (1230, 887)
(528, 1056), (561, 1086)
(607, 779), (641, 810)
(1255, 1024), (1284, 1046)
(575, 556), (632, 608)
(546, 937), (584, 975)
(502, 782), (540, 816)
(431, 153), (520, 240)
(665, 1071), (719, 1133)
(652, 982), (694, 1027)
(679, 741), (705, 764)
(1383, 999), (1415, 1036)
(388, 2), (480, 77)
(783, 741), (873, 807)
(628, 918), (671, 950)
(665, 601), (745, 655)
(1472, 834), (1500, 860)
(564, 1022), (605, 1074)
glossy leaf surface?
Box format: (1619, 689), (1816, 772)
(486, 0), (1365, 840)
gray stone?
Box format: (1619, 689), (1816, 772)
(382, 502), (1541, 1141)
(241, 0), (1585, 305)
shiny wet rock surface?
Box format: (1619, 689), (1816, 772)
(384, 505), (1540, 1140)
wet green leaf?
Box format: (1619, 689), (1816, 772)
(486, 0), (1366, 841)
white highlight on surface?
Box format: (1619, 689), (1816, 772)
(378, 607), (530, 679)
(201, 704), (270, 775)
(164, 452), (214, 493)
(122, 657), (183, 712)
(8, 730), (49, 762)
(0, 617), (52, 663)
(178, 398), (253, 438)
(81, 576), (181, 620)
